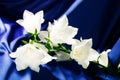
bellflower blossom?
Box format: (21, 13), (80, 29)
(70, 38), (99, 69)
(9, 43), (56, 72)
(16, 10), (44, 33)
(98, 49), (111, 67)
(39, 15), (78, 46)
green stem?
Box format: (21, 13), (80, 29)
(34, 34), (37, 42)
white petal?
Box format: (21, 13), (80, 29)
(72, 38), (92, 50)
(40, 56), (53, 64)
(16, 19), (24, 27)
(70, 45), (90, 63)
(35, 10), (43, 17)
(53, 20), (57, 24)
(47, 22), (53, 32)
(30, 66), (40, 72)
(58, 15), (68, 27)
(88, 49), (99, 62)
(98, 49), (111, 67)
(34, 10), (44, 31)
(40, 51), (57, 64)
(63, 26), (78, 44)
(71, 39), (81, 50)
(9, 52), (17, 58)
(55, 51), (70, 61)
(23, 10), (34, 20)
(38, 31), (48, 42)
(66, 39), (76, 45)
(68, 26), (78, 38)
(78, 60), (89, 69)
(35, 10), (44, 24)
(80, 38), (92, 48)
(15, 59), (27, 71)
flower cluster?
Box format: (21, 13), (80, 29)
(10, 10), (112, 72)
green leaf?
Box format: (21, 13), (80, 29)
(22, 40), (28, 44)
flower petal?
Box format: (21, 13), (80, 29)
(9, 52), (17, 58)
(79, 60), (90, 69)
(23, 10), (34, 20)
(39, 31), (48, 42)
(15, 59), (27, 71)
(57, 15), (68, 27)
(16, 19), (24, 27)
(98, 49), (111, 67)
(35, 10), (44, 24)
(55, 51), (70, 61)
(30, 66), (40, 72)
(88, 49), (99, 62)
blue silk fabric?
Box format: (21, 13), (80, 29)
(0, 0), (120, 80)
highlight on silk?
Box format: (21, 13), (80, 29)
(9, 10), (120, 76)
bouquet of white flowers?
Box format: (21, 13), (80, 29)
(9, 10), (120, 75)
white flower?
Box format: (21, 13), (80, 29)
(98, 49), (111, 67)
(70, 38), (99, 69)
(9, 43), (56, 72)
(39, 15), (78, 46)
(118, 63), (120, 69)
(88, 49), (99, 62)
(16, 10), (44, 33)
(54, 51), (70, 61)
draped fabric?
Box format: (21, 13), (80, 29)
(0, 0), (120, 80)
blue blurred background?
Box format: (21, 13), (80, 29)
(0, 0), (120, 80)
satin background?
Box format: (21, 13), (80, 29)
(0, 0), (120, 80)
